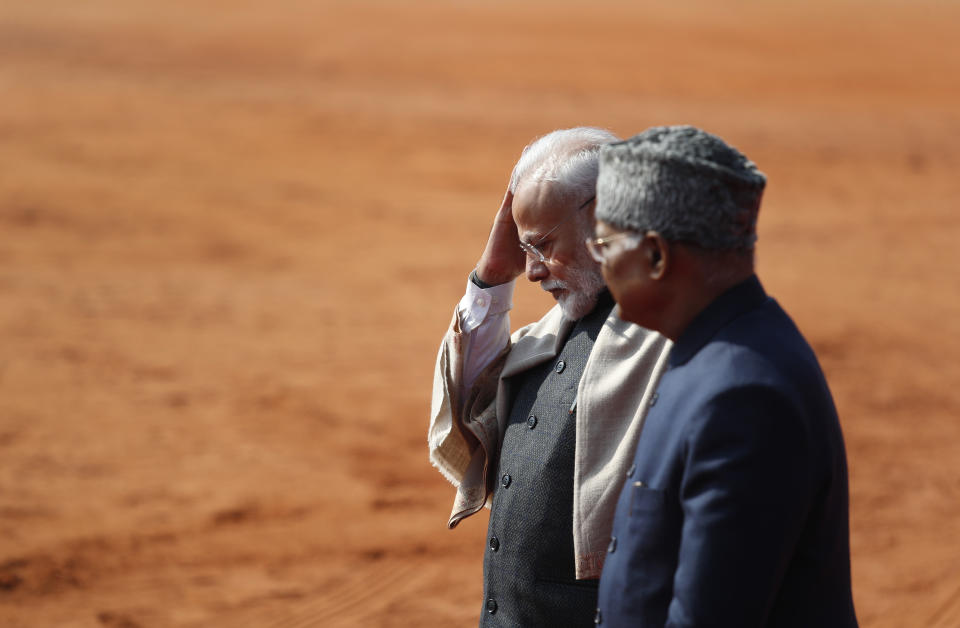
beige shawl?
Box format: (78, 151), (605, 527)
(429, 302), (671, 579)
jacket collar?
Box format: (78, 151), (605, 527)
(668, 274), (767, 368)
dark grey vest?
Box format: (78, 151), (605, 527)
(480, 292), (614, 627)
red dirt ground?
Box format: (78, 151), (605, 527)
(1, 1), (959, 626)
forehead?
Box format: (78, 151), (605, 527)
(513, 180), (569, 239)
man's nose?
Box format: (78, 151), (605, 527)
(525, 257), (549, 282)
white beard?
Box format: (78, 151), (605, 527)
(541, 263), (606, 320)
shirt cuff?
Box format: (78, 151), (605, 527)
(458, 275), (515, 333)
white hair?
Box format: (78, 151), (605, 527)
(508, 127), (620, 208)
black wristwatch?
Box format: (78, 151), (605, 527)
(470, 269), (495, 289)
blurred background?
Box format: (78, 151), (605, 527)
(1, 0), (958, 626)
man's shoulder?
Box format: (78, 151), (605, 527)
(694, 299), (819, 381)
(669, 304), (836, 437)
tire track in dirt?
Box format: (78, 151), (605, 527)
(928, 583), (960, 628)
(261, 562), (422, 628)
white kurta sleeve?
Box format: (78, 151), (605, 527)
(457, 276), (515, 393)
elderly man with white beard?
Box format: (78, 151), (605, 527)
(429, 127), (672, 627)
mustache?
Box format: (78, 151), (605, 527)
(540, 280), (568, 293)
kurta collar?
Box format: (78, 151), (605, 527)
(668, 274), (767, 368)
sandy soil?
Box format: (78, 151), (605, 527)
(1, 1), (959, 626)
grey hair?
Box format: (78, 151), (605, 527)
(596, 125), (766, 251)
(508, 127), (620, 208)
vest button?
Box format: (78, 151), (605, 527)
(555, 360), (566, 373)
(649, 392), (659, 406)
(487, 598), (498, 614)
(527, 415), (538, 429)
(489, 536), (500, 552)
(607, 536), (617, 554)
(501, 473), (512, 488)
(626, 463), (636, 478)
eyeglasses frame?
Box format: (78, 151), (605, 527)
(585, 230), (644, 263)
(518, 195), (596, 265)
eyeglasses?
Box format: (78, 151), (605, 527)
(585, 231), (642, 263)
(519, 195), (595, 265)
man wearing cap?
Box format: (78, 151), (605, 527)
(589, 126), (858, 626)
(429, 127), (671, 626)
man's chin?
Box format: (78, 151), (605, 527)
(557, 290), (599, 320)
(542, 267), (607, 320)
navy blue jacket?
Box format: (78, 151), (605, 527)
(596, 276), (857, 627)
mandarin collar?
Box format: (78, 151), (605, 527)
(668, 275), (768, 368)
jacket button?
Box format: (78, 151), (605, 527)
(527, 415), (538, 429)
(489, 536), (500, 552)
(487, 598), (498, 614)
(555, 360), (566, 373)
(607, 536), (617, 554)
(626, 463), (636, 478)
(594, 608), (602, 624)
(501, 473), (512, 488)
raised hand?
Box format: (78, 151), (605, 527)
(475, 188), (526, 286)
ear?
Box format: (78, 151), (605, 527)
(643, 231), (670, 279)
